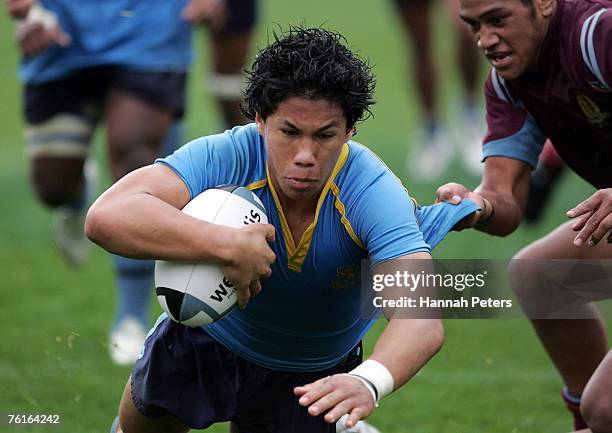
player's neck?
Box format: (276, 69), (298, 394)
(276, 189), (319, 216)
(283, 206), (316, 245)
(274, 186), (320, 244)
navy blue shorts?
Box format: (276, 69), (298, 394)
(131, 316), (362, 433)
(24, 66), (187, 124)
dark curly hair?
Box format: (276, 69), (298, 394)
(242, 26), (376, 130)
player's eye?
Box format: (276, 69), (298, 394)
(489, 16), (506, 27)
(316, 132), (334, 140)
(463, 18), (480, 33)
(282, 129), (299, 137)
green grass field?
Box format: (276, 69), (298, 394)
(0, 1), (608, 432)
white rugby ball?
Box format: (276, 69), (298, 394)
(155, 185), (268, 327)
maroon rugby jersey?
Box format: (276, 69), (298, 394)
(482, 0), (612, 188)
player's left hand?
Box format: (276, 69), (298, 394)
(294, 374), (375, 428)
(181, 0), (226, 31)
(567, 188), (612, 247)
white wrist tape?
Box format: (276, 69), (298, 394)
(348, 359), (394, 403)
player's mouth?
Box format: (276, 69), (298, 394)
(486, 51), (513, 69)
(286, 177), (318, 191)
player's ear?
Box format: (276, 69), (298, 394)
(345, 126), (356, 141)
(255, 112), (265, 135)
(535, 0), (556, 18)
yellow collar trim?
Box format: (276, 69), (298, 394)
(246, 178), (267, 191)
(329, 182), (365, 250)
(267, 143), (350, 272)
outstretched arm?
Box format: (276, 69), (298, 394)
(475, 156), (531, 234)
(294, 251), (444, 428)
(436, 156), (531, 236)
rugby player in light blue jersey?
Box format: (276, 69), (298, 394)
(86, 27), (482, 433)
(6, 0), (224, 366)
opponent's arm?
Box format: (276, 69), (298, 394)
(294, 251), (443, 428)
(474, 155), (531, 234)
(86, 164), (276, 305)
(436, 156), (531, 236)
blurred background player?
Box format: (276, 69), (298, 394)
(9, 0), (258, 366)
(114, 0), (257, 365)
(131, 0), (257, 366)
(393, 0), (485, 181)
(7, 0), (201, 365)
(165, 0), (256, 172)
(187, 0), (257, 129)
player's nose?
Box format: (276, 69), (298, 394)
(477, 27), (499, 50)
(293, 141), (317, 167)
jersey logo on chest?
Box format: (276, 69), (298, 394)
(332, 263), (360, 289)
(576, 94), (610, 127)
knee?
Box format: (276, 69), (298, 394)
(31, 161), (84, 208)
(507, 246), (540, 304)
(26, 115), (91, 207)
(507, 244), (560, 319)
(582, 392), (612, 433)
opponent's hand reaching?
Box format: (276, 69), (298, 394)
(435, 182), (486, 230)
(294, 374), (375, 428)
(567, 188), (612, 247)
(222, 223), (276, 309)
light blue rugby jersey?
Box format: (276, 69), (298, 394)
(157, 123), (478, 371)
(20, 0), (192, 84)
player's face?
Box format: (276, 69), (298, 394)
(256, 97), (351, 205)
(460, 0), (555, 80)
